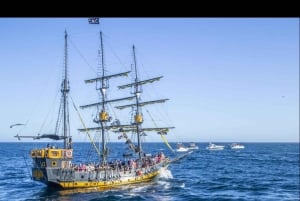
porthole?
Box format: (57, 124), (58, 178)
(51, 161), (57, 167)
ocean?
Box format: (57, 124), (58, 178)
(0, 142), (299, 201)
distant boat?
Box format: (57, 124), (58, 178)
(230, 143), (245, 149)
(187, 142), (199, 150)
(176, 143), (189, 152)
(206, 142), (224, 150)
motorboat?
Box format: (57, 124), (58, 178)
(206, 142), (224, 150)
(230, 143), (245, 149)
(187, 142), (199, 150)
(176, 143), (189, 152)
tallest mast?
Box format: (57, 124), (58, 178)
(99, 31), (107, 165)
(62, 30), (70, 149)
(79, 31), (132, 166)
(133, 45), (142, 159)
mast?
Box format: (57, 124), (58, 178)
(114, 46), (175, 159)
(78, 31), (131, 165)
(132, 45), (142, 159)
(62, 30), (70, 149)
(79, 35), (173, 163)
(99, 31), (107, 165)
(14, 31), (72, 143)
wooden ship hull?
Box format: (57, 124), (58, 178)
(31, 147), (170, 189)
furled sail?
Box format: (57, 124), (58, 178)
(78, 124), (135, 132)
(115, 99), (169, 110)
(112, 126), (175, 133)
(80, 96), (135, 109)
(84, 71), (131, 83)
(118, 76), (163, 89)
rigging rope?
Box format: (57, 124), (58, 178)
(38, 89), (60, 134)
(69, 38), (96, 74)
(70, 96), (101, 158)
(146, 109), (174, 152)
(108, 102), (118, 121)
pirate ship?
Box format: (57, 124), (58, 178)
(15, 30), (176, 189)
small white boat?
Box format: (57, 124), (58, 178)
(187, 142), (199, 150)
(176, 143), (189, 152)
(230, 143), (245, 149)
(206, 142), (224, 150)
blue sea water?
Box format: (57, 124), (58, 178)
(0, 142), (299, 201)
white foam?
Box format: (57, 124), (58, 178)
(158, 168), (173, 179)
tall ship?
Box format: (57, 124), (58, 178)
(15, 30), (176, 189)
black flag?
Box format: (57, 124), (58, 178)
(88, 18), (100, 24)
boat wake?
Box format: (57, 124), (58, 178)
(158, 168), (173, 179)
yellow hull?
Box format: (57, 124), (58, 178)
(58, 169), (160, 189)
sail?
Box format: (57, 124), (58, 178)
(112, 126), (175, 133)
(14, 134), (66, 140)
(115, 99), (169, 110)
(80, 96), (135, 109)
(118, 76), (163, 89)
(84, 71), (130, 83)
(160, 134), (175, 152)
(145, 109), (175, 152)
(78, 124), (135, 132)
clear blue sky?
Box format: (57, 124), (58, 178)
(0, 18), (298, 142)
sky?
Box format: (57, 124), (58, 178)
(0, 18), (298, 142)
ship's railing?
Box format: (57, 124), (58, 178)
(31, 148), (73, 159)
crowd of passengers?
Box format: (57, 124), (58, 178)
(71, 152), (167, 172)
